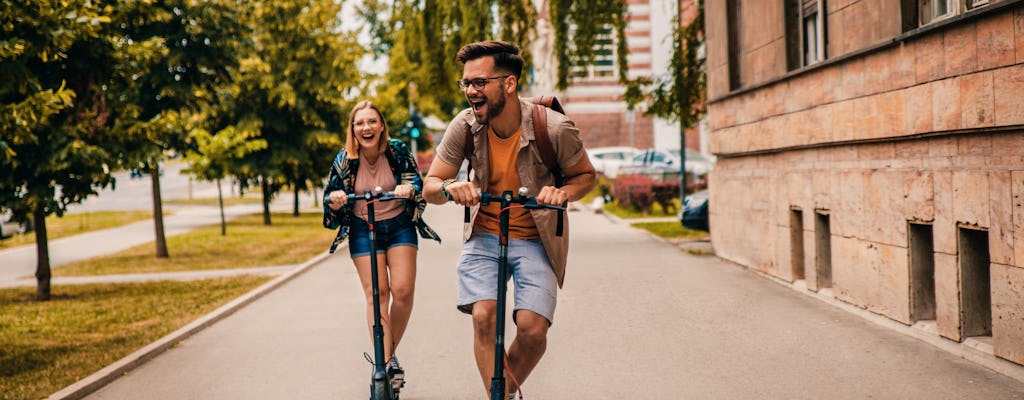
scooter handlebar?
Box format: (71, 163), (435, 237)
(336, 187), (406, 205)
(477, 188), (565, 212)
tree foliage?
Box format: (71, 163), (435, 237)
(0, 0), (125, 299)
(635, 1), (705, 130)
(234, 0), (363, 223)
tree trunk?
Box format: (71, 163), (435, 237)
(261, 177), (272, 225)
(293, 185), (300, 217)
(217, 178), (226, 236)
(33, 205), (51, 301)
(150, 163), (169, 258)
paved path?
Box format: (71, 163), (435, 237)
(72, 204), (1024, 400)
(0, 199), (296, 284)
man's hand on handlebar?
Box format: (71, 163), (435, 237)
(536, 186), (568, 206)
(445, 181), (480, 206)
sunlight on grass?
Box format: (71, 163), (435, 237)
(0, 211), (156, 251)
(631, 221), (708, 240)
(164, 196), (262, 206)
(55, 213), (335, 276)
(0, 276), (272, 400)
(603, 199), (679, 219)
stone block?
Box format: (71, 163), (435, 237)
(977, 12), (1016, 70)
(915, 33), (945, 84)
(903, 83), (933, 135)
(878, 90), (905, 138)
(832, 170), (866, 239)
(958, 134), (992, 157)
(904, 170), (935, 222)
(934, 171), (957, 254)
(876, 242), (911, 324)
(993, 64), (1024, 125)
(864, 49), (892, 95)
(992, 264), (1024, 365)
(953, 170), (991, 228)
(935, 252), (962, 341)
(932, 77), (962, 131)
(929, 136), (958, 157)
(822, 65), (843, 104)
(944, 24), (978, 77)
(1016, 8), (1024, 64)
(990, 171), (1015, 266)
(831, 99), (857, 142)
(813, 171), (831, 210)
(804, 229), (820, 291)
(854, 95), (882, 140)
(959, 71), (995, 129)
(776, 225), (795, 282)
(890, 41), (917, 89)
(1014, 170), (1024, 233)
(992, 131), (1024, 157)
(865, 170), (907, 246)
(841, 59), (867, 101)
(832, 236), (868, 305)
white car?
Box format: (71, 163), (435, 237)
(620, 148), (714, 177)
(0, 209), (33, 240)
(587, 146), (639, 178)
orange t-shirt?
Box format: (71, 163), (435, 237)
(473, 126), (539, 239)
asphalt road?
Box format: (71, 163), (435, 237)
(82, 204), (1024, 399)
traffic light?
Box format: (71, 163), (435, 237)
(406, 113), (425, 139)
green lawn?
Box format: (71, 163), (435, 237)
(55, 212), (336, 276)
(602, 199), (680, 219)
(631, 220), (709, 240)
(0, 211), (156, 251)
(164, 196), (263, 206)
(0, 276), (272, 400)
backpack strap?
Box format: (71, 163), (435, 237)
(530, 103), (565, 236)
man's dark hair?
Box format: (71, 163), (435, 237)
(456, 41), (523, 79)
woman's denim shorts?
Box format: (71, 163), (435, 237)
(348, 215), (418, 258)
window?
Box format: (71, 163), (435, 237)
(920, 0), (956, 25)
(785, 0), (826, 70)
(569, 25), (618, 79)
(801, 0), (825, 66)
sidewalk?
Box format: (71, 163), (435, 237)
(0, 199), (294, 285)
(51, 204), (1024, 399)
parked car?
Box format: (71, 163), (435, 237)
(679, 189), (709, 232)
(669, 148), (715, 177)
(587, 146), (639, 178)
(0, 209), (33, 240)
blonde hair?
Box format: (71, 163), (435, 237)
(344, 100), (390, 160)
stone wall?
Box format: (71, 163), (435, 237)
(705, 4), (1024, 365)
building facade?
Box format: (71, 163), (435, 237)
(705, 0), (1024, 369)
(529, 0), (700, 152)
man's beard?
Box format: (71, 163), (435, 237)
(473, 93), (506, 124)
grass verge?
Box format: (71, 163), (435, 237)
(0, 211), (156, 251)
(0, 276), (273, 400)
(55, 212), (335, 276)
(164, 196), (262, 206)
(631, 221), (709, 240)
(603, 199), (680, 219)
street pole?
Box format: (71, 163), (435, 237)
(627, 108), (635, 149)
(408, 82), (418, 157)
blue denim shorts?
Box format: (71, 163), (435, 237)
(456, 231), (558, 325)
(348, 215), (418, 258)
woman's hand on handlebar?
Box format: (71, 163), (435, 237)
(327, 190), (348, 210)
(394, 184), (414, 199)
(446, 181), (480, 206)
(536, 185), (568, 206)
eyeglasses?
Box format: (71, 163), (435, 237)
(457, 75), (510, 91)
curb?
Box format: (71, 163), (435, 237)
(47, 250), (335, 400)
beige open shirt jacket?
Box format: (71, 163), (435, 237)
(435, 98), (586, 288)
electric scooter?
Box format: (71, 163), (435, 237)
(477, 187), (565, 400)
(333, 187), (405, 400)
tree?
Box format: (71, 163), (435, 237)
(0, 1), (123, 300)
(183, 119), (267, 235)
(358, 0), (630, 122)
(625, 1), (705, 200)
(234, 0), (363, 225)
(111, 0), (252, 257)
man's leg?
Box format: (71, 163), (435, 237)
(505, 310), (549, 394)
(470, 300), (498, 393)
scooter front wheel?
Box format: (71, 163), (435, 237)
(371, 379), (392, 400)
